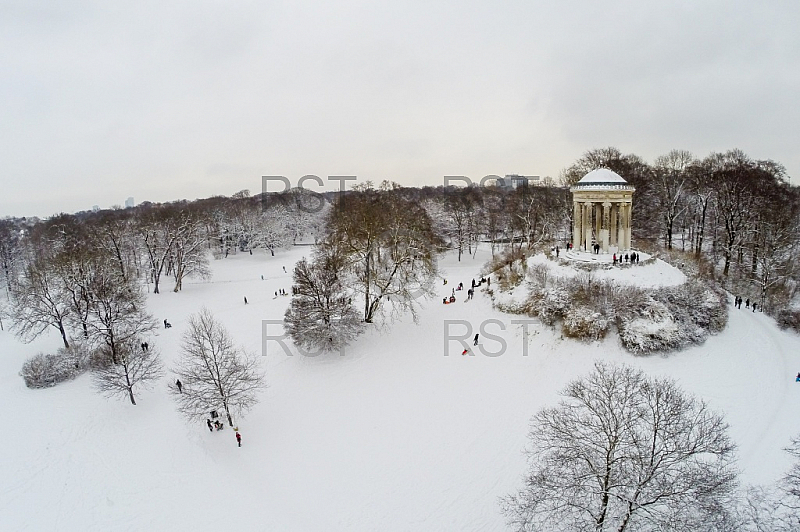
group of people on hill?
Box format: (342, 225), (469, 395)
(612, 252), (639, 265)
(205, 415), (243, 447)
(733, 296), (759, 312)
(442, 276), (490, 304)
(207, 418), (225, 432)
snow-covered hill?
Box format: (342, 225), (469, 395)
(1, 247), (798, 531)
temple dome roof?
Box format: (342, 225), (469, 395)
(577, 168), (627, 184)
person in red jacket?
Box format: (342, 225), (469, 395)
(236, 431), (242, 447)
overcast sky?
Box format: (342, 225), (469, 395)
(2, 0), (799, 218)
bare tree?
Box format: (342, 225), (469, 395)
(780, 435), (800, 516)
(503, 362), (737, 532)
(0, 218), (23, 296)
(172, 308), (265, 426)
(11, 256), (72, 348)
(653, 150), (694, 250)
(169, 214), (211, 292)
(738, 436), (800, 532)
(137, 205), (181, 294)
(325, 189), (440, 323)
(83, 260), (157, 364)
(284, 248), (364, 353)
(93, 340), (164, 405)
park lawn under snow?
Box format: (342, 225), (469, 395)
(1, 246), (799, 531)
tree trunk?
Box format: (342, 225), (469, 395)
(224, 402), (233, 426)
(59, 323), (70, 349)
(364, 252), (371, 322)
(666, 216), (674, 250)
(723, 250), (731, 277)
(125, 367), (136, 405)
(695, 201), (707, 256)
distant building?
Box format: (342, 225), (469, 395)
(92, 205), (100, 212)
(496, 174), (539, 189)
(125, 197), (135, 208)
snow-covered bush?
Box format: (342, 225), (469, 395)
(487, 248), (527, 291)
(19, 341), (110, 388)
(20, 350), (81, 388)
(776, 308), (800, 333)
(562, 305), (609, 340)
(653, 280), (727, 335)
(517, 263), (571, 325)
(525, 284), (570, 325)
(616, 296), (682, 354)
(495, 299), (528, 315)
(490, 253), (728, 354)
(613, 281), (727, 354)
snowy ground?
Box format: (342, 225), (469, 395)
(1, 246), (799, 531)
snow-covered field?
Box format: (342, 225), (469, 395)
(1, 246), (799, 531)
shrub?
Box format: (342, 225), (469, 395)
(562, 305), (609, 340)
(653, 280), (727, 335)
(19, 342), (104, 388)
(527, 284), (570, 325)
(487, 248), (528, 290)
(20, 351), (81, 388)
(777, 308), (800, 333)
(617, 296), (681, 354)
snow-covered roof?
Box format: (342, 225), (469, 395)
(577, 168), (627, 184)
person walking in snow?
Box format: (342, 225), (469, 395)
(236, 431), (242, 447)
(752, 302), (757, 312)
(207, 419), (213, 432)
(555, 246), (560, 258)
(473, 333), (479, 346)
(283, 266), (287, 273)
(796, 372), (800, 382)
(745, 298), (750, 308)
(244, 296), (248, 304)
(176, 379), (183, 393)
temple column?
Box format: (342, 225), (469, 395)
(626, 201), (633, 250)
(622, 203), (629, 250)
(583, 202), (592, 252)
(622, 203), (631, 250)
(601, 202), (611, 252)
(572, 201), (580, 249)
(610, 203), (618, 247)
(594, 203), (601, 245)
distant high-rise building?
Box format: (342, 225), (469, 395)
(125, 197), (135, 208)
(92, 205), (100, 212)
